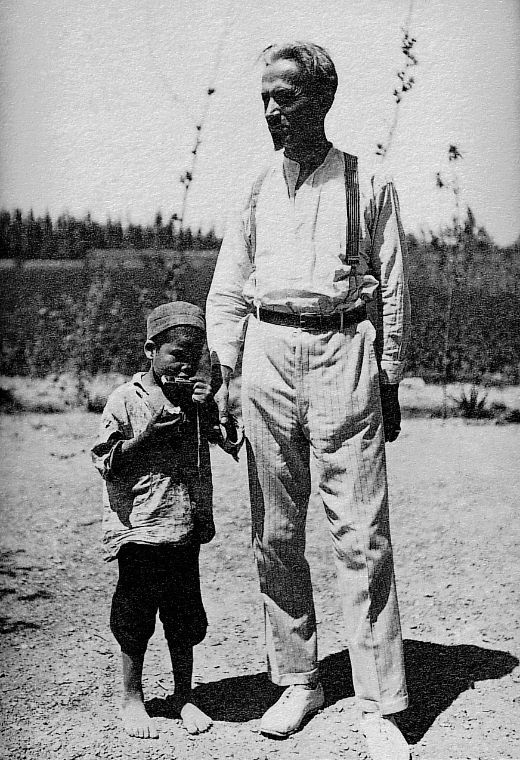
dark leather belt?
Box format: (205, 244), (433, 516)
(257, 304), (367, 330)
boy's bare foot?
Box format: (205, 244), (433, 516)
(179, 702), (213, 734)
(121, 694), (159, 739)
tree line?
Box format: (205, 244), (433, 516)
(0, 209), (222, 261)
(1, 206), (519, 383)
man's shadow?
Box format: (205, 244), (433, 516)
(147, 639), (518, 743)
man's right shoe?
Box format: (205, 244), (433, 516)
(260, 682), (325, 737)
(360, 713), (411, 760)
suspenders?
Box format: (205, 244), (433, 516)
(248, 151), (360, 267)
(343, 152), (360, 266)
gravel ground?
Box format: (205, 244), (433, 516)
(0, 413), (519, 760)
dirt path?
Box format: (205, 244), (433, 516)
(1, 413), (519, 760)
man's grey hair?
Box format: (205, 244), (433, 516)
(261, 41), (338, 113)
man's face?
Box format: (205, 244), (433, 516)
(146, 327), (204, 382)
(261, 57), (325, 153)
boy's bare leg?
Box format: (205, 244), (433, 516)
(168, 643), (212, 734)
(121, 651), (159, 739)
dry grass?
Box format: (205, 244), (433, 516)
(1, 374), (519, 423)
(0, 372), (127, 414)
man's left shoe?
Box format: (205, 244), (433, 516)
(260, 683), (325, 737)
(361, 713), (410, 760)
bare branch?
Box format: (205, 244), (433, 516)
(178, 0), (237, 232)
(376, 0), (418, 161)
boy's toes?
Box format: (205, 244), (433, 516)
(180, 702), (213, 734)
(121, 700), (159, 739)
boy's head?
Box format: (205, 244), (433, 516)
(144, 302), (206, 382)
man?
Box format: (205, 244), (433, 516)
(206, 42), (411, 760)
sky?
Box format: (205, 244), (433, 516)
(0, 0), (519, 245)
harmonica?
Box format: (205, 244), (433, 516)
(161, 375), (194, 388)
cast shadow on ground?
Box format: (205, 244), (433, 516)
(146, 639), (518, 743)
(0, 617), (40, 635)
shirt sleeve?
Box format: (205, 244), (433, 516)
(206, 191), (254, 372)
(91, 392), (130, 480)
(365, 180), (411, 384)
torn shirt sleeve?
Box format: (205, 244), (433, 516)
(91, 392), (131, 480)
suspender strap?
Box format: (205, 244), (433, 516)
(343, 152), (360, 266)
(249, 154), (360, 266)
(248, 167), (270, 264)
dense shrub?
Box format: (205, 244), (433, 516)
(0, 253), (192, 379)
(1, 233), (519, 384)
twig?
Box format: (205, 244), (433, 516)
(436, 145), (464, 418)
(376, 0), (418, 161)
(178, 0), (236, 232)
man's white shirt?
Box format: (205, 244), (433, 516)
(206, 146), (411, 384)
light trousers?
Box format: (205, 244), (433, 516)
(241, 315), (408, 715)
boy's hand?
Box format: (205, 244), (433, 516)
(190, 377), (213, 405)
(141, 407), (184, 441)
(117, 407), (183, 466)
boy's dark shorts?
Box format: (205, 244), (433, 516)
(110, 542), (207, 658)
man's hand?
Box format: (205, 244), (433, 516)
(214, 384), (230, 424)
(380, 384), (401, 443)
(196, 519), (216, 545)
(213, 365), (233, 424)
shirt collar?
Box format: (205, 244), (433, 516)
(131, 372), (150, 394)
(281, 144), (334, 195)
(282, 143), (333, 171)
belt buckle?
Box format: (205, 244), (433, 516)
(299, 312), (318, 330)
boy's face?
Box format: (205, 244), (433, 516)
(145, 327), (205, 382)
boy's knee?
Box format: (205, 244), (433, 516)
(110, 597), (156, 654)
(161, 607), (208, 650)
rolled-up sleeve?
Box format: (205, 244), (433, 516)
(367, 181), (411, 383)
(206, 195), (253, 372)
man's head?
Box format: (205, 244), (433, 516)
(260, 42), (338, 153)
(144, 302), (206, 383)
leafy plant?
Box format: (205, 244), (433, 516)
(452, 386), (491, 420)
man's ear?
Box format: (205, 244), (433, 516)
(144, 339), (156, 361)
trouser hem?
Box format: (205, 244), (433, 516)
(269, 667), (320, 687)
(358, 694), (409, 715)
(118, 643), (148, 660)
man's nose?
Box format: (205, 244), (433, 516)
(265, 97), (280, 118)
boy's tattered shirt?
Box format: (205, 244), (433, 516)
(92, 373), (214, 561)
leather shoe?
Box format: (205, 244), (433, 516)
(361, 713), (410, 760)
(260, 683), (325, 737)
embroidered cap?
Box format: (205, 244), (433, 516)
(146, 301), (205, 340)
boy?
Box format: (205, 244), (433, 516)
(92, 301), (236, 739)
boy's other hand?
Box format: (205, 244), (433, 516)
(142, 407), (184, 441)
(119, 407), (183, 463)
